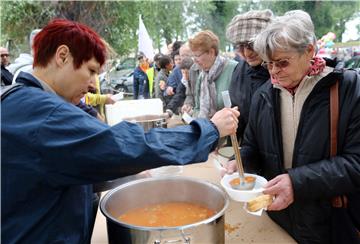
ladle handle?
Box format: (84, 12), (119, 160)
(221, 90), (246, 179)
(230, 134), (245, 179)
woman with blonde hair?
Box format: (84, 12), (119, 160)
(184, 30), (237, 118)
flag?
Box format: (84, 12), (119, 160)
(138, 15), (155, 60)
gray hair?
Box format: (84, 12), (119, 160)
(254, 13), (317, 61)
(282, 10), (317, 51)
(283, 10), (314, 32)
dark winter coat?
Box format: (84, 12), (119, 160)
(241, 69), (360, 243)
(229, 58), (270, 141)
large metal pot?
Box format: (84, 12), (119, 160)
(124, 114), (167, 132)
(100, 177), (229, 244)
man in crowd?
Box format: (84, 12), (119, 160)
(226, 9), (273, 141)
(1, 47), (13, 86)
(133, 53), (150, 99)
(7, 29), (42, 83)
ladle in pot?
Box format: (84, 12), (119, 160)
(221, 91), (255, 191)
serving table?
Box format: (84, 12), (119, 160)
(91, 155), (295, 243)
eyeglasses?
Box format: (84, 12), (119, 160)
(235, 41), (254, 52)
(193, 51), (207, 59)
(1, 54), (9, 58)
(261, 57), (295, 70)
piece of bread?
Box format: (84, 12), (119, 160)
(247, 194), (273, 212)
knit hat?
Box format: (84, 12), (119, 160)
(226, 9), (273, 44)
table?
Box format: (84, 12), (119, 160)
(91, 154), (295, 244)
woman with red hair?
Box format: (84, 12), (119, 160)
(2, 19), (239, 243)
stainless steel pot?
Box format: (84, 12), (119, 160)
(135, 118), (166, 132)
(124, 114), (168, 132)
(100, 177), (229, 244)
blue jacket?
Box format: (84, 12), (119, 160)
(166, 66), (182, 92)
(133, 66), (148, 84)
(1, 72), (219, 243)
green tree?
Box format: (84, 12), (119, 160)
(184, 1), (239, 50)
(1, 1), (54, 54)
(1, 0), (358, 58)
(258, 1), (359, 42)
(139, 1), (185, 51)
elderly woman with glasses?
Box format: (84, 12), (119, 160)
(183, 30), (238, 118)
(226, 11), (360, 243)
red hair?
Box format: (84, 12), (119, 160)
(33, 19), (106, 69)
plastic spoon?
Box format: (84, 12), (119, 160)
(221, 91), (255, 191)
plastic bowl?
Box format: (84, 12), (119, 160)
(220, 173), (268, 202)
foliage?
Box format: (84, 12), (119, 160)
(1, 1), (54, 53)
(139, 1), (185, 51)
(1, 0), (359, 59)
(257, 1), (359, 42)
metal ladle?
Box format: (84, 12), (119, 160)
(221, 91), (255, 191)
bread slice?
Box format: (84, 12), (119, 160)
(247, 194), (273, 212)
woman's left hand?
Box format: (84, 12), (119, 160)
(263, 173), (294, 211)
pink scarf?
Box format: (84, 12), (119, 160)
(271, 56), (326, 95)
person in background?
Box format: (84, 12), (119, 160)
(85, 74), (115, 118)
(225, 12), (360, 243)
(7, 29), (42, 83)
(173, 51), (181, 67)
(133, 53), (150, 99)
(166, 43), (198, 115)
(171, 41), (184, 55)
(2, 18), (240, 243)
(146, 53), (162, 97)
(225, 9), (273, 142)
(187, 30), (238, 119)
(154, 55), (173, 109)
(165, 41), (185, 97)
(166, 42), (173, 55)
(0, 47), (13, 86)
(166, 56), (194, 115)
(178, 57), (194, 92)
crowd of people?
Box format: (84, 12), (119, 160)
(2, 8), (359, 244)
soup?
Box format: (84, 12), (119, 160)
(229, 176), (255, 187)
(118, 202), (216, 227)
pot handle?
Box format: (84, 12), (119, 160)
(154, 231), (191, 244)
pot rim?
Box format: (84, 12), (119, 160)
(100, 176), (229, 231)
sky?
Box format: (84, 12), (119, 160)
(342, 17), (360, 42)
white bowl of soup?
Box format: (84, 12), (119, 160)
(221, 172), (268, 202)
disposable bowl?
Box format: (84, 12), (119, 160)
(220, 172), (268, 202)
